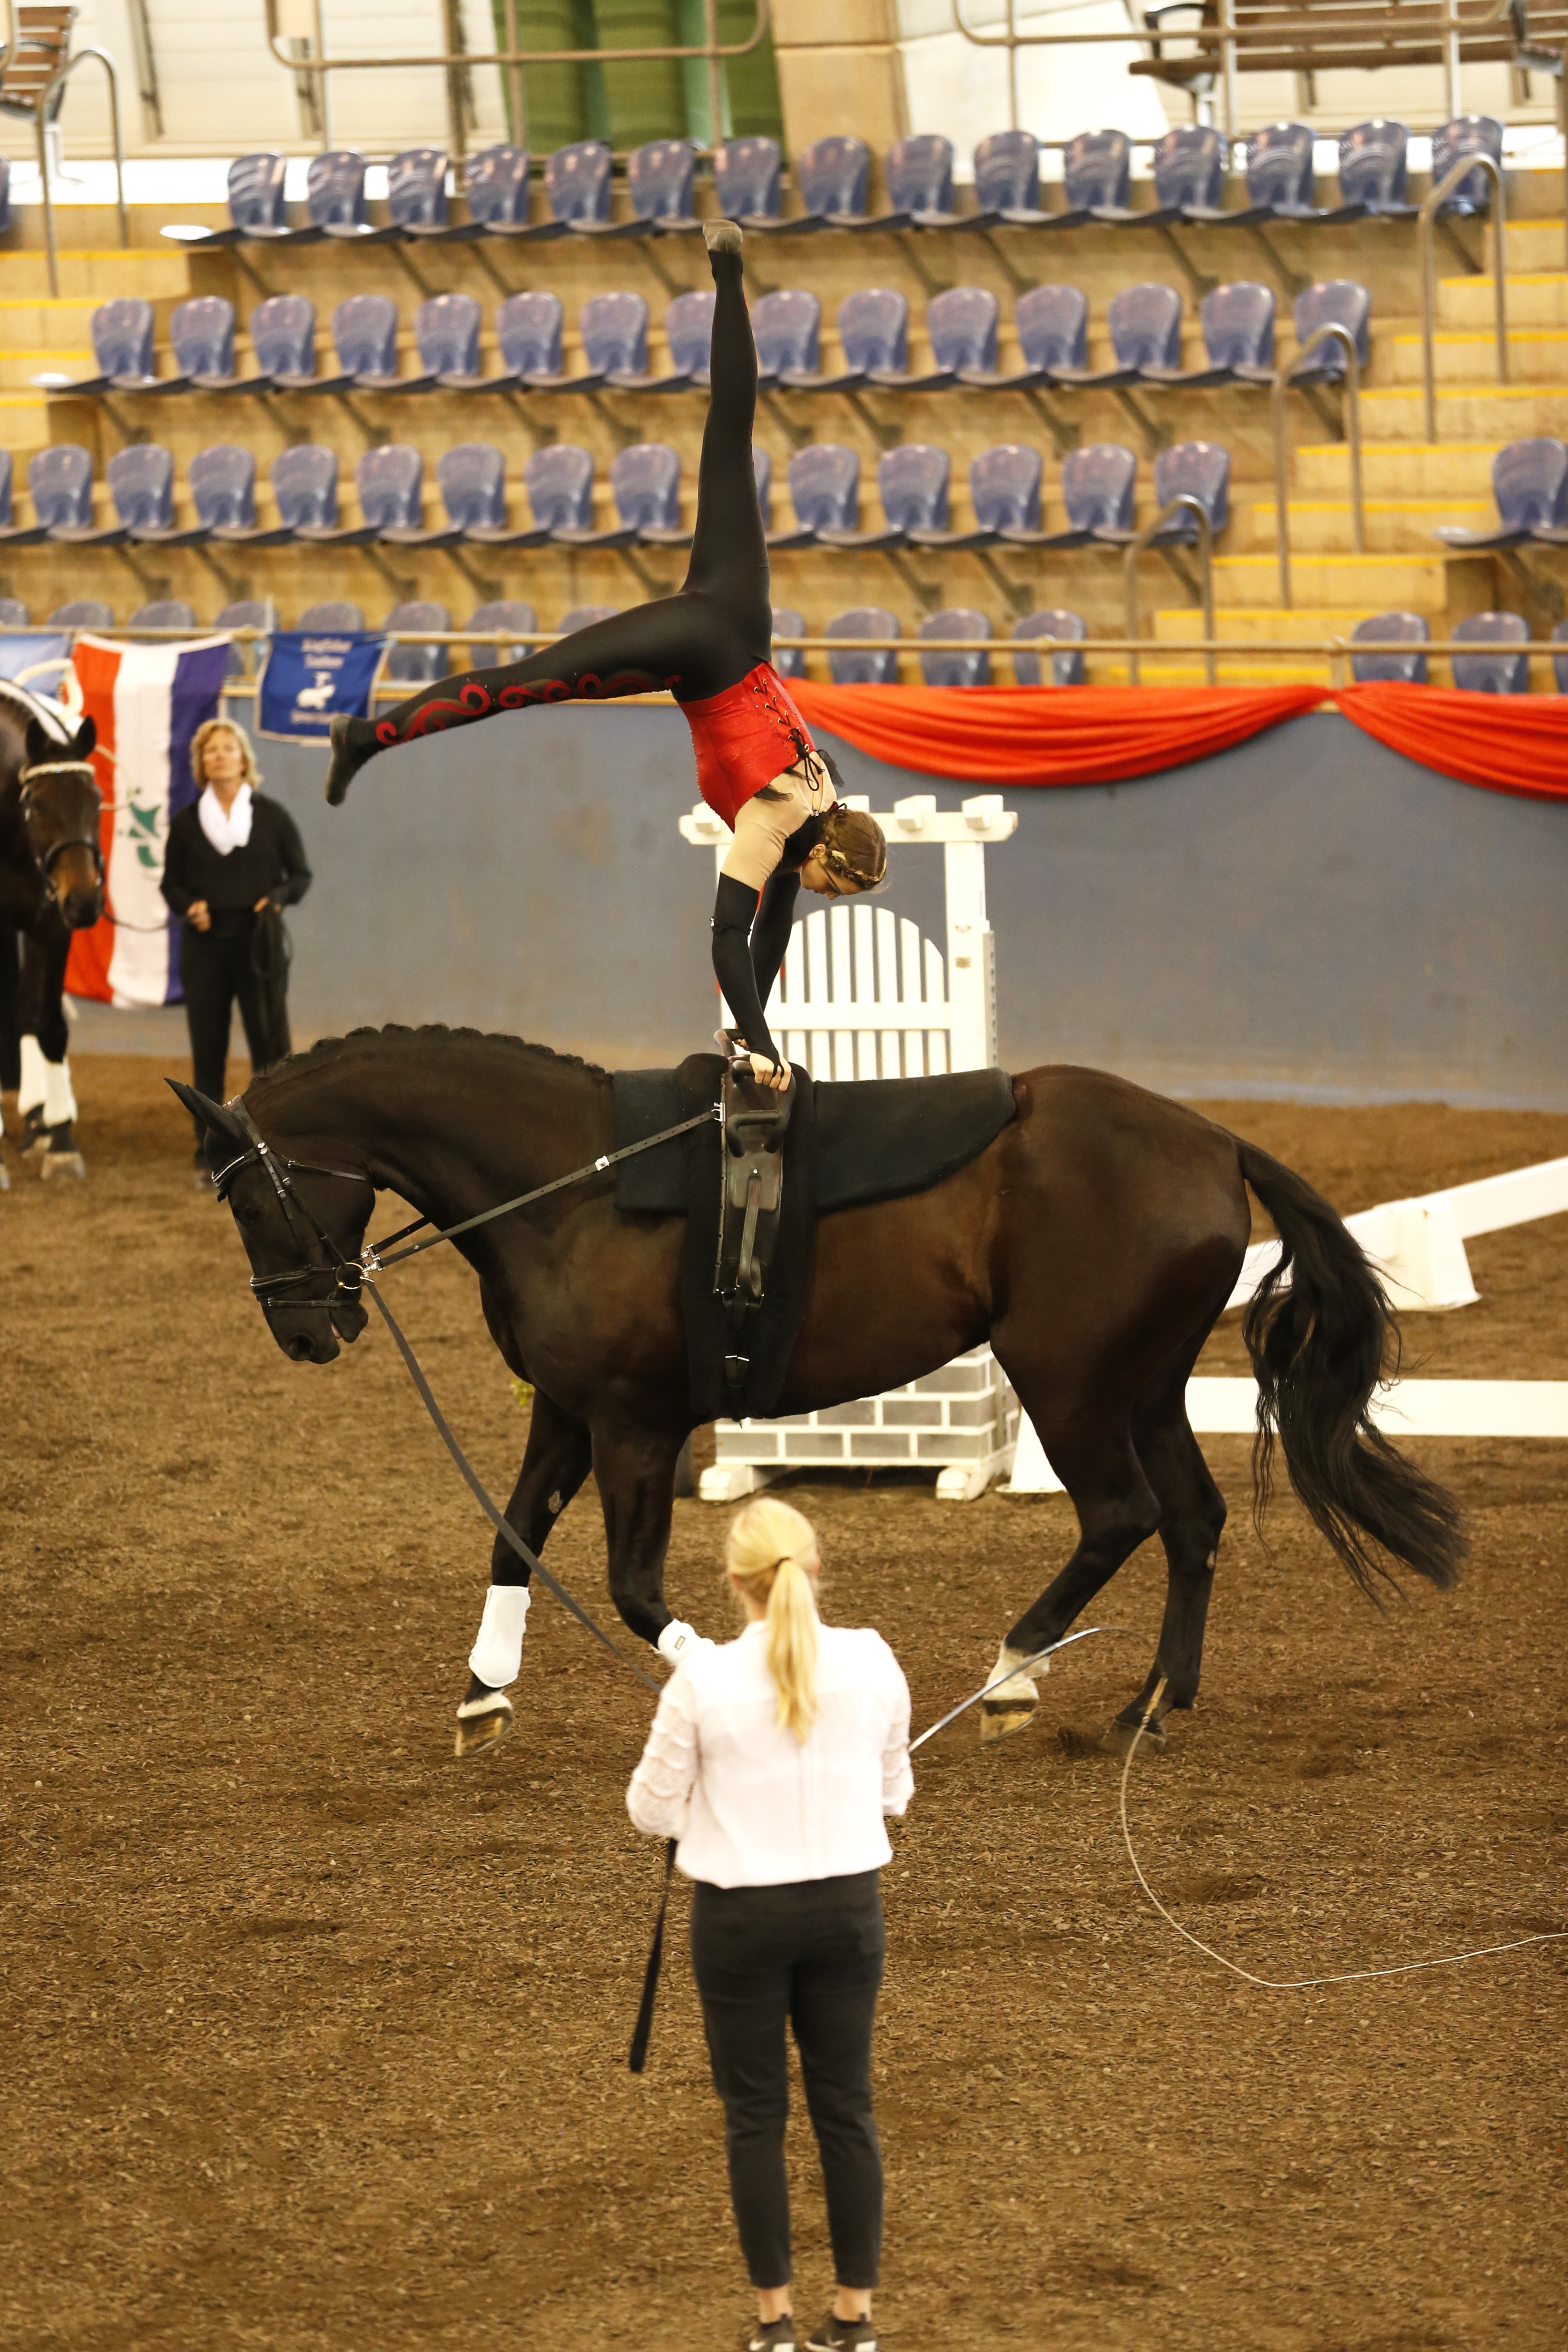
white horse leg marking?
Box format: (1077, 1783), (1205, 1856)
(468, 1582), (531, 1690)
(17, 1034), (48, 1118)
(988, 1637), (1051, 1708)
(42, 1049), (77, 1129)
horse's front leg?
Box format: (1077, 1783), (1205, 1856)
(17, 924), (83, 1177)
(455, 1385), (594, 1760)
(589, 1418), (691, 1653)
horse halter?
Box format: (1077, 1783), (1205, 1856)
(211, 1101), (372, 1316)
(17, 756), (106, 885)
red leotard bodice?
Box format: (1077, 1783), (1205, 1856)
(679, 662), (817, 828)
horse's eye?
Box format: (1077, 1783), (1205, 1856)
(235, 1204), (261, 1229)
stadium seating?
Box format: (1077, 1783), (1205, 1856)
(1290, 281), (1373, 379)
(468, 601), (540, 661)
(1553, 620), (1568, 695)
(1145, 282), (1275, 386)
(1012, 609), (1087, 685)
(715, 136), (782, 225)
(49, 601), (115, 628)
(0, 449), (47, 545)
(919, 608), (990, 686)
(496, 292), (568, 384)
(0, 598), (28, 625)
(558, 606), (620, 632)
(773, 445), (861, 548)
(826, 607), (901, 684)
(1338, 121), (1416, 220)
(1431, 115), (1504, 213)
(30, 446), (125, 544)
(194, 445), (291, 544)
(382, 601), (451, 682)
(1001, 441), (1137, 548)
(271, 446), (368, 542)
(108, 445), (208, 545)
(460, 147), (532, 237)
(771, 607), (807, 679)
(1351, 612), (1431, 683)
(167, 151), (289, 247)
(299, 602), (367, 630)
(215, 599), (273, 678)
(883, 134), (960, 228)
(38, 297), (155, 395)
(525, 445), (598, 536)
(1450, 611), (1531, 692)
(422, 443), (549, 548)
(1436, 439), (1568, 550)
(130, 599), (196, 631)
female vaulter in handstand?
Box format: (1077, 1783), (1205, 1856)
(323, 221), (887, 1089)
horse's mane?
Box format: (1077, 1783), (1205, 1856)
(276, 1023), (612, 1085)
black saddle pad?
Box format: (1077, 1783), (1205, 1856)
(614, 1062), (1015, 1218)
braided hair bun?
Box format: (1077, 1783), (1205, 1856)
(816, 802), (887, 892)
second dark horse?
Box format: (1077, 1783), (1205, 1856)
(0, 691), (104, 1176)
(181, 1024), (1463, 1751)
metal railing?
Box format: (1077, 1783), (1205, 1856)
(263, 0), (771, 163)
(10, 41), (129, 296)
(1121, 495), (1215, 683)
(1272, 321), (1364, 610)
(1420, 149), (1509, 442)
(949, 0), (1524, 136)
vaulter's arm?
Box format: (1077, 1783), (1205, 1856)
(711, 874), (783, 1072)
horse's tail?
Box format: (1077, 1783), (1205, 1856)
(1234, 1138), (1465, 1599)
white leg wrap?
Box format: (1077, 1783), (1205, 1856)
(468, 1583), (530, 1689)
(17, 1034), (48, 1117)
(43, 1053), (77, 1128)
(989, 1639), (1049, 1706)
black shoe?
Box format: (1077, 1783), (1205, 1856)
(746, 2319), (798, 2351)
(807, 2313), (876, 2351)
(324, 711), (374, 807)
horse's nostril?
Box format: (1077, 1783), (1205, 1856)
(287, 1332), (315, 1362)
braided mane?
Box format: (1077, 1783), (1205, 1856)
(277, 1023), (611, 1085)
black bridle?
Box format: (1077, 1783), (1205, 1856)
(17, 756), (106, 892)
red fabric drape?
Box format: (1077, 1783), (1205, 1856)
(787, 679), (1568, 802)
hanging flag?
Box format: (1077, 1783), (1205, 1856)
(64, 633), (230, 1008)
(257, 627), (387, 740)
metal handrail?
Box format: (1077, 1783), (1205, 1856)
(949, 0), (1519, 132)
(264, 0), (771, 162)
(1122, 494), (1215, 685)
(15, 42), (129, 297)
(1272, 322), (1364, 610)
(1420, 149), (1508, 442)
(5, 625), (1560, 653)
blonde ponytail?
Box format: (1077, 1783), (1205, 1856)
(725, 1496), (821, 1741)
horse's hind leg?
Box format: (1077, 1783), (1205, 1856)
(456, 1387), (594, 1760)
(1115, 1343), (1229, 1746)
(982, 1392), (1161, 1743)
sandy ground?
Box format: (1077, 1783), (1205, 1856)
(1, 1060), (1565, 2352)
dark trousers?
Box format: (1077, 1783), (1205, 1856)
(690, 1871), (885, 2292)
(180, 917), (283, 1118)
(359, 248), (771, 755)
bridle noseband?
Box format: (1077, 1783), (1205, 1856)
(18, 756), (106, 888)
(212, 1101), (372, 1315)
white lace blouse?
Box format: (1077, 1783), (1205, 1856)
(626, 1619), (914, 1889)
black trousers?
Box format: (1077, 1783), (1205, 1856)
(352, 245), (772, 759)
(180, 917), (285, 1119)
(690, 1871), (885, 2292)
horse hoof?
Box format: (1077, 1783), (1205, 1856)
(980, 1695), (1038, 1744)
(39, 1150), (87, 1181)
(1104, 1711), (1166, 1759)
(454, 1689), (514, 1761)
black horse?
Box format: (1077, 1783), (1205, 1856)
(0, 689), (103, 1178)
(176, 1025), (1463, 1753)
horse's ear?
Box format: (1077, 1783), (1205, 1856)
(23, 716), (52, 768)
(167, 1079), (248, 1149)
(70, 714), (97, 762)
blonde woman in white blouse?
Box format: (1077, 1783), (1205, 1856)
(627, 1496), (912, 2352)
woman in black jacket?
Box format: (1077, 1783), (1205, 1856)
(162, 717), (310, 1155)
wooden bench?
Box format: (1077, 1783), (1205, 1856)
(1130, 0), (1568, 90)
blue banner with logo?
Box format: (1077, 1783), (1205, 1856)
(257, 629), (387, 741)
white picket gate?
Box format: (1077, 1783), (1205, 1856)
(679, 790), (1022, 1501)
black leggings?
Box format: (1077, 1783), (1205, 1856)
(343, 247), (771, 763)
(690, 1872), (886, 2293)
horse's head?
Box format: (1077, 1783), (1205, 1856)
(20, 714), (105, 931)
(172, 1083), (375, 1364)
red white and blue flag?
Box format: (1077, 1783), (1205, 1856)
(65, 633), (230, 1008)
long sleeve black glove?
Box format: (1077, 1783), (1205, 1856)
(711, 874), (783, 1073)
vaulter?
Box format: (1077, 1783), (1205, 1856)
(322, 220), (888, 1092)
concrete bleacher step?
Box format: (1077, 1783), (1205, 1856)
(1208, 551), (1447, 610)
(0, 391), (53, 453)
(1358, 382), (1568, 439)
(1438, 271), (1568, 331)
(1499, 218), (1568, 273)
(1295, 439), (1529, 498)
(1239, 497), (1493, 554)
(0, 249), (193, 301)
(1389, 330), (1568, 384)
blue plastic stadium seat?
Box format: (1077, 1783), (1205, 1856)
(1061, 129), (1132, 224)
(928, 287), (999, 377)
(441, 443), (551, 547)
(1001, 441), (1136, 549)
(109, 444), (206, 543)
(754, 289), (821, 382)
(49, 600), (115, 628)
(382, 601), (451, 683)
(1109, 282), (1184, 372)
(414, 291), (482, 383)
(826, 606), (900, 685)
(1437, 437), (1568, 551)
(878, 442), (951, 538)
(885, 133), (956, 227)
(497, 290), (567, 382)
(1291, 280), (1372, 379)
(1431, 115), (1504, 215)
(191, 444), (290, 544)
(753, 445), (773, 526)
(1199, 281), (1274, 377)
(0, 158), (10, 240)
(1016, 284), (1089, 375)
(31, 445), (122, 542)
(609, 442), (686, 543)
(274, 445), (343, 534)
(1450, 611), (1530, 693)
(170, 296), (237, 387)
(793, 135), (871, 228)
(844, 288), (910, 382)
(468, 600), (539, 662)
(358, 445), (425, 533)
(1151, 126), (1224, 216)
(216, 599), (272, 677)
(1245, 122), (1318, 216)
(971, 445), (1043, 535)
(544, 141), (613, 233)
(972, 129), (1046, 225)
(1150, 440), (1230, 539)
(715, 135), (782, 225)
(1012, 608), (1087, 686)
(777, 444), (860, 547)
(334, 293), (402, 386)
(388, 148), (449, 235)
(131, 599), (196, 632)
(0, 597), (27, 624)
(559, 605), (620, 633)
(310, 150), (373, 237)
(526, 445), (597, 534)
(1350, 611), (1430, 683)
(169, 152), (289, 248)
(1339, 121), (1415, 218)
(920, 608), (990, 687)
(97, 296), (156, 384)
(1552, 617), (1568, 694)
(625, 138), (699, 231)
(663, 289), (715, 384)
(250, 294), (317, 384)
(582, 290), (649, 379)
(771, 607), (808, 679)
(0, 446), (38, 544)
(299, 601), (366, 631)
(464, 146), (532, 233)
